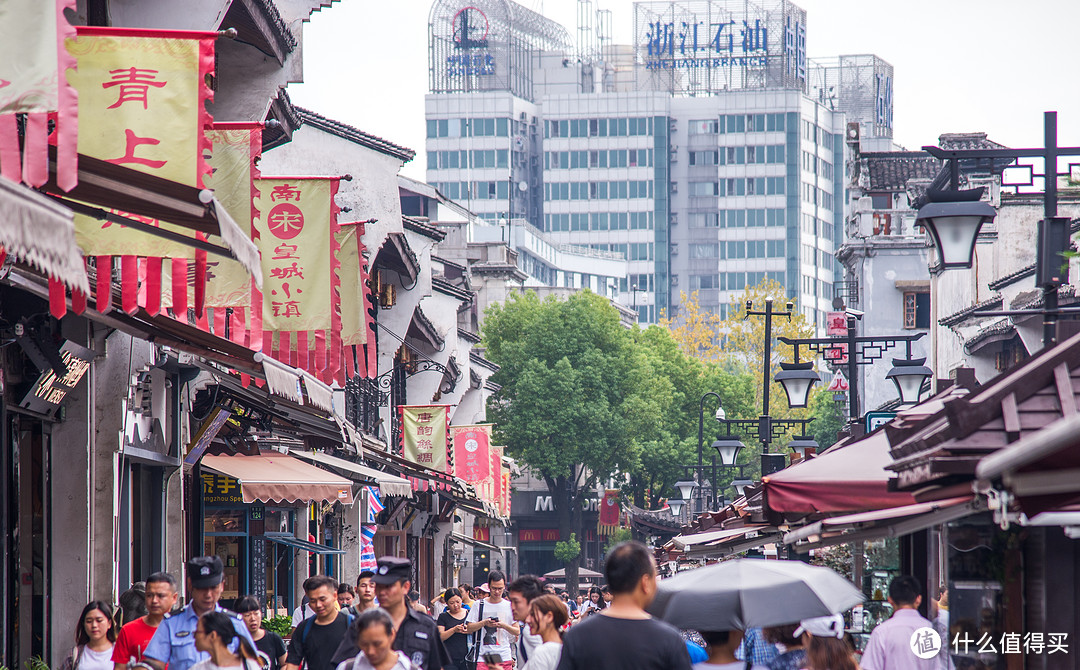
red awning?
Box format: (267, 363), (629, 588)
(201, 453), (355, 505)
(763, 430), (916, 514)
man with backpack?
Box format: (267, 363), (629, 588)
(284, 575), (353, 670)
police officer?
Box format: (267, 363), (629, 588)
(144, 556), (256, 670)
(329, 557), (448, 670)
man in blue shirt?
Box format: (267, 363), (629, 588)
(144, 556), (255, 670)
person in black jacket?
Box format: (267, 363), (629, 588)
(330, 557), (448, 670)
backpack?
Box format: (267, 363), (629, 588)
(297, 610), (356, 666)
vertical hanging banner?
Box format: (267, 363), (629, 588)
(598, 489), (621, 536)
(65, 27), (216, 315)
(253, 177), (342, 378)
(490, 445), (504, 514)
(451, 425), (492, 484)
(400, 405), (449, 471)
(502, 469), (512, 518)
(0, 0), (78, 189)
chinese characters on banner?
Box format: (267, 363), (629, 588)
(451, 425), (492, 484)
(598, 489), (621, 536)
(491, 445), (504, 515)
(400, 405), (449, 471)
(335, 221), (377, 377)
(253, 177), (343, 380)
(65, 27), (216, 317)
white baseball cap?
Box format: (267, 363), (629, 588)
(794, 614), (845, 639)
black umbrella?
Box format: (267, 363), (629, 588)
(648, 559), (864, 630)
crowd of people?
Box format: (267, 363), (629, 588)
(64, 543), (941, 670)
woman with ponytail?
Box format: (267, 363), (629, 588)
(192, 611), (262, 670)
(485, 594), (567, 670)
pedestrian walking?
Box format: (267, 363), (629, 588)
(763, 624), (806, 670)
(192, 611), (263, 670)
(340, 585), (357, 609)
(501, 594), (566, 670)
(60, 601), (118, 670)
(285, 576), (353, 670)
(435, 588), (470, 670)
(506, 574), (545, 665)
(463, 570), (518, 670)
(793, 614), (857, 670)
(332, 609), (417, 670)
(556, 541), (692, 670)
(330, 556), (449, 670)
(736, 628), (779, 667)
(113, 572), (179, 670)
(144, 556), (256, 670)
(348, 570), (379, 615)
(118, 582), (147, 625)
(235, 596), (287, 670)
(692, 630), (768, 670)
(457, 584), (475, 612)
(860, 575), (940, 670)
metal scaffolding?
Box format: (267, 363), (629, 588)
(429, 0), (573, 102)
(808, 54), (894, 139)
(633, 0), (808, 96)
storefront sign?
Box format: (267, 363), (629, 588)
(20, 341), (93, 415)
(826, 312), (847, 337)
(518, 529), (561, 542)
(530, 494), (600, 514)
(202, 473), (244, 504)
(473, 526), (490, 542)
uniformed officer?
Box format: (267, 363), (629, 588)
(144, 556), (256, 670)
(329, 557), (449, 670)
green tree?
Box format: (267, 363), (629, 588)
(484, 290), (649, 595)
(808, 386), (846, 449)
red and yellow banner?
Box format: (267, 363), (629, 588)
(502, 468), (512, 518)
(598, 489), (621, 536)
(451, 425), (492, 484)
(491, 445), (504, 515)
(400, 405), (450, 471)
(0, 0), (78, 189)
(204, 123), (261, 311)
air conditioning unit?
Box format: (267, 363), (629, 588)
(670, 244), (679, 256)
(670, 213), (679, 225)
(671, 274), (680, 285)
(668, 119), (677, 132)
(670, 182), (678, 193)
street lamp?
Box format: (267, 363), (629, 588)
(674, 480), (697, 501)
(918, 111), (1080, 347)
(667, 497), (686, 517)
(774, 361), (820, 409)
(915, 190), (997, 269)
(731, 478), (754, 498)
(712, 436), (745, 467)
(886, 357), (934, 405)
(787, 435), (820, 460)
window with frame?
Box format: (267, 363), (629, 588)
(903, 292), (930, 329)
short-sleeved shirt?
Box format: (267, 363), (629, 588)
(113, 618), (163, 666)
(254, 632), (287, 670)
(331, 606), (449, 670)
(556, 614), (692, 670)
(144, 604), (255, 670)
(435, 610), (470, 664)
(287, 612), (352, 670)
(464, 598), (514, 662)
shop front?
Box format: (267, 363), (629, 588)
(197, 453), (354, 615)
(511, 490), (601, 577)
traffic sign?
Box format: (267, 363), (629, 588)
(865, 411), (897, 433)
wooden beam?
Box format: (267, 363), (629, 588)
(1055, 362), (1077, 416)
(1001, 392), (1021, 442)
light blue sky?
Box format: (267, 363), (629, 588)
(291, 0), (1080, 179)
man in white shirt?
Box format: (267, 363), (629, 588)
(862, 575), (942, 670)
(465, 571), (519, 670)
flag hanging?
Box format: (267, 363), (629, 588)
(0, 0), (78, 190)
(359, 525), (377, 573)
(451, 425), (492, 484)
(598, 489), (621, 536)
(490, 445), (504, 514)
(65, 27), (217, 317)
(366, 485), (384, 523)
(400, 405), (450, 471)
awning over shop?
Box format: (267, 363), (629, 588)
(667, 525), (781, 558)
(0, 178), (89, 292)
(763, 430), (916, 514)
(975, 412), (1080, 514)
(266, 535), (346, 555)
(782, 496), (980, 551)
(449, 531), (501, 553)
(289, 449), (413, 498)
(200, 453), (355, 505)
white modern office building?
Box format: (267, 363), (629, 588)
(425, 0), (894, 326)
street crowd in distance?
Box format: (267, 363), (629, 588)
(63, 541), (936, 670)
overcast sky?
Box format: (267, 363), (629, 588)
(290, 0), (1080, 179)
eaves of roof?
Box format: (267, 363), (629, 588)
(295, 107), (415, 162)
(403, 216), (446, 241)
(470, 351), (500, 373)
(939, 297), (1003, 327)
(433, 276), (473, 303)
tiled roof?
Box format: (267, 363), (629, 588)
(295, 108), (415, 162)
(402, 216), (446, 241)
(862, 152), (940, 192)
(939, 297), (1003, 327)
(988, 263), (1036, 291)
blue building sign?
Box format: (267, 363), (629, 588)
(447, 7), (495, 76)
(644, 19), (769, 69)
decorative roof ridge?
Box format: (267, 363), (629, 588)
(295, 107), (415, 162)
(403, 215), (446, 241)
(939, 296), (1004, 327)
